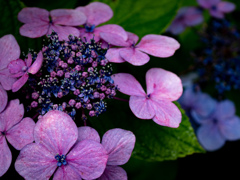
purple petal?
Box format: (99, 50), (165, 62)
(129, 96), (155, 119)
(111, 73), (145, 96)
(102, 128), (135, 166)
(105, 48), (125, 63)
(0, 35), (20, 69)
(49, 25), (80, 41)
(0, 68), (17, 90)
(18, 7), (49, 23)
(26, 53), (32, 67)
(217, 1), (236, 13)
(184, 7), (204, 26)
(152, 100), (182, 128)
(19, 22), (49, 38)
(126, 32), (139, 45)
(0, 99), (24, 132)
(28, 51), (43, 74)
(119, 48), (150, 66)
(197, 0), (220, 8)
(0, 136), (11, 177)
(146, 68), (183, 101)
(53, 165), (82, 180)
(78, 126), (100, 143)
(11, 73), (29, 92)
(178, 87), (198, 110)
(168, 19), (186, 35)
(15, 143), (57, 180)
(137, 35), (180, 58)
(197, 122), (225, 151)
(210, 9), (224, 19)
(67, 140), (108, 180)
(34, 110), (78, 155)
(77, 2), (113, 26)
(99, 165), (127, 180)
(218, 116), (240, 141)
(50, 9), (86, 26)
(213, 100), (235, 121)
(6, 117), (35, 150)
(0, 85), (7, 113)
(7, 59), (26, 74)
(79, 30), (100, 43)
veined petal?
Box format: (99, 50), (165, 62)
(0, 68), (17, 90)
(129, 96), (155, 119)
(6, 117), (35, 150)
(126, 32), (139, 45)
(8, 59), (26, 74)
(15, 143), (57, 180)
(50, 9), (86, 26)
(102, 128), (135, 166)
(217, 1), (236, 13)
(0, 35), (20, 69)
(18, 7), (49, 23)
(28, 51), (43, 74)
(53, 165), (82, 180)
(106, 48), (125, 63)
(0, 85), (7, 113)
(0, 136), (11, 177)
(137, 35), (180, 58)
(11, 73), (29, 92)
(49, 25), (80, 41)
(111, 73), (145, 96)
(34, 110), (78, 155)
(146, 68), (183, 101)
(19, 22), (49, 38)
(78, 126), (100, 143)
(99, 165), (127, 180)
(67, 140), (108, 180)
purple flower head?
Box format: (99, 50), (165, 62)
(104, 32), (180, 66)
(168, 7), (204, 35)
(0, 99), (35, 177)
(0, 85), (7, 113)
(76, 2), (127, 43)
(78, 126), (136, 180)
(197, 0), (235, 19)
(112, 68), (183, 128)
(15, 110), (108, 179)
(18, 7), (87, 40)
(8, 51), (43, 92)
(0, 34), (19, 90)
(191, 96), (240, 151)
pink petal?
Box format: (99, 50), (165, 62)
(111, 73), (146, 96)
(99, 165), (127, 180)
(126, 32), (139, 45)
(0, 35), (20, 69)
(146, 68), (183, 101)
(97, 24), (129, 46)
(218, 116), (240, 141)
(53, 165), (82, 180)
(49, 25), (80, 41)
(102, 128), (135, 166)
(50, 9), (86, 26)
(152, 100), (182, 128)
(106, 48), (125, 63)
(0, 136), (11, 177)
(77, 2), (113, 26)
(217, 1), (236, 13)
(19, 22), (49, 38)
(197, 122), (225, 151)
(34, 110), (78, 155)
(214, 100), (235, 121)
(28, 51), (43, 74)
(129, 96), (155, 119)
(210, 9), (224, 19)
(18, 7), (49, 23)
(119, 48), (150, 66)
(168, 20), (186, 35)
(78, 126), (100, 143)
(0, 99), (24, 132)
(7, 59), (26, 74)
(6, 117), (35, 150)
(137, 35), (180, 58)
(0, 68), (17, 90)
(15, 143), (57, 180)
(67, 140), (108, 180)
(197, 0), (220, 9)
(26, 53), (32, 67)
(11, 73), (29, 92)
(0, 85), (7, 113)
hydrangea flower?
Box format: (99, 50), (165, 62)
(78, 126), (136, 180)
(104, 32), (180, 66)
(197, 0), (235, 19)
(168, 7), (203, 35)
(15, 110), (108, 179)
(18, 7), (87, 40)
(192, 98), (240, 151)
(112, 68), (183, 128)
(8, 51), (43, 92)
(76, 2), (128, 43)
(0, 85), (7, 113)
(0, 99), (35, 177)
(0, 34), (19, 90)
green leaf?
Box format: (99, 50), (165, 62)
(91, 0), (181, 38)
(89, 99), (205, 162)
